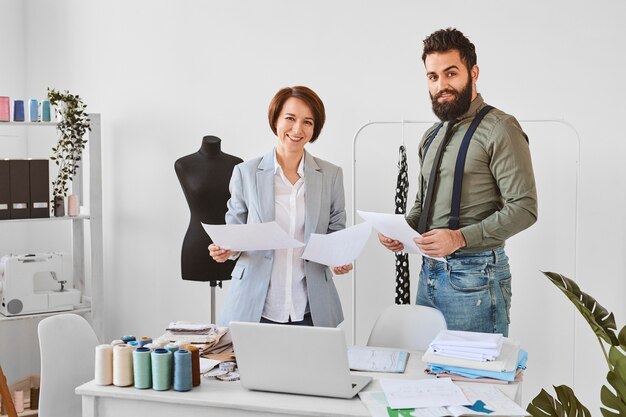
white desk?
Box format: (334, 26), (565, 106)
(76, 351), (521, 417)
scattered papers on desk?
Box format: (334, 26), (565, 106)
(357, 210), (445, 262)
(359, 384), (529, 417)
(429, 330), (503, 361)
(347, 346), (408, 373)
(202, 221), (304, 251)
(379, 378), (469, 409)
(423, 337), (520, 373)
(301, 222), (372, 266)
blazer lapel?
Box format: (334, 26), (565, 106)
(304, 150), (322, 240)
(256, 150), (275, 223)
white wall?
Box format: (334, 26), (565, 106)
(3, 0), (625, 412)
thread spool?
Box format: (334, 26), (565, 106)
(0, 96), (9, 122)
(110, 339), (125, 346)
(187, 345), (201, 387)
(94, 344), (113, 385)
(13, 100), (24, 122)
(29, 387), (39, 410)
(151, 348), (172, 391)
(176, 341), (191, 350)
(121, 335), (136, 343)
(12, 390), (24, 413)
(165, 343), (179, 354)
(133, 347), (152, 389)
(41, 100), (51, 122)
(139, 336), (152, 347)
(113, 344), (134, 386)
(143, 343), (156, 350)
(173, 350), (192, 392)
(29, 99), (38, 122)
(127, 340), (140, 348)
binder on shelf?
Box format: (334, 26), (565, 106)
(0, 96), (9, 122)
(9, 160), (30, 219)
(0, 160), (9, 220)
(29, 159), (49, 218)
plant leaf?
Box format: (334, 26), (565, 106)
(619, 326), (626, 350)
(542, 271), (619, 345)
(527, 386), (591, 417)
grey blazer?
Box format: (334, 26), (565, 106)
(218, 149), (346, 327)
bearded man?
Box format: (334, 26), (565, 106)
(378, 28), (538, 336)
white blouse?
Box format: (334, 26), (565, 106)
(261, 151), (307, 322)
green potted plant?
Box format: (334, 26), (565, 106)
(47, 88), (90, 216)
(527, 272), (626, 417)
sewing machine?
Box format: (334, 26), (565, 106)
(0, 252), (82, 316)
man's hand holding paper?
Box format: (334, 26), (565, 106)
(358, 210), (445, 261)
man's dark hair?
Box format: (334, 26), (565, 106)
(422, 28), (477, 70)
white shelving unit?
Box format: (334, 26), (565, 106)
(0, 113), (103, 338)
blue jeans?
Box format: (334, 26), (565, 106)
(415, 247), (512, 336)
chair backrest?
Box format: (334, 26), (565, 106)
(367, 305), (447, 351)
(38, 314), (99, 417)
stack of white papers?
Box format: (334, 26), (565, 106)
(429, 330), (503, 361)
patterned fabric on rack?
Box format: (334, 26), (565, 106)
(395, 145), (410, 304)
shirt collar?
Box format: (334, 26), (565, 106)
(458, 93), (485, 121)
(273, 148), (305, 178)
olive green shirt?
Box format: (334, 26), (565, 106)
(406, 94), (538, 253)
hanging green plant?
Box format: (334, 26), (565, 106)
(47, 88), (91, 209)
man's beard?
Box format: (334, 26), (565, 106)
(430, 76), (473, 121)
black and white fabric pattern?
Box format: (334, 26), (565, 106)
(394, 145), (410, 304)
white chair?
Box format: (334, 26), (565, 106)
(367, 305), (447, 351)
(38, 313), (99, 417)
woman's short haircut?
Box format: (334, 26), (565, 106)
(268, 86), (326, 143)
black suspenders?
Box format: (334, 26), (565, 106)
(420, 105), (494, 230)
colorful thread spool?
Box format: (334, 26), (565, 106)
(29, 99), (38, 122)
(13, 100), (24, 122)
(151, 348), (172, 391)
(187, 345), (201, 387)
(139, 336), (152, 347)
(94, 344), (113, 385)
(41, 100), (51, 122)
(122, 335), (136, 343)
(173, 350), (192, 392)
(133, 347), (152, 389)
(113, 344), (134, 387)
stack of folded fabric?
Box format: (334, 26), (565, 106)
(422, 330), (527, 384)
(160, 321), (233, 357)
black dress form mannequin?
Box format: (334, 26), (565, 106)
(175, 136), (243, 284)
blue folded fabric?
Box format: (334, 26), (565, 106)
(429, 349), (527, 382)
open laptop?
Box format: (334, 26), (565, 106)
(229, 321), (372, 398)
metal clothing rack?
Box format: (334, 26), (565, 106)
(350, 118), (580, 346)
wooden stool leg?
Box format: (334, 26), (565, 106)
(0, 366), (18, 417)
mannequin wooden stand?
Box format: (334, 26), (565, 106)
(0, 366), (17, 417)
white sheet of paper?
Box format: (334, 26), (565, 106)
(202, 221), (304, 251)
(380, 378), (469, 409)
(358, 391), (454, 417)
(301, 222), (372, 266)
(357, 210), (445, 262)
